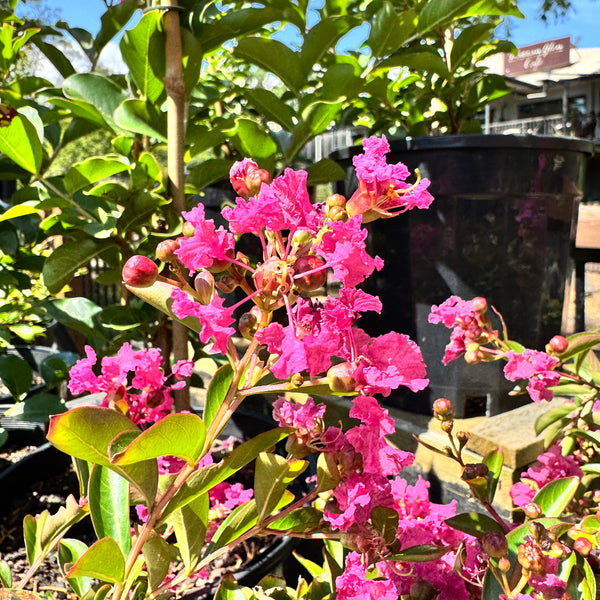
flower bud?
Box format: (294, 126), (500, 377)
(432, 398), (454, 421)
(517, 540), (545, 573)
(194, 271), (214, 305)
(498, 557), (511, 572)
(523, 503), (542, 519)
(215, 274), (238, 294)
(326, 193), (346, 208)
(122, 255), (158, 287)
(182, 221), (195, 238)
(327, 362), (357, 393)
(291, 230), (313, 248)
(238, 310), (259, 340)
(461, 463), (489, 481)
(482, 531), (508, 558)
(440, 420), (454, 433)
(326, 205), (348, 222)
(549, 542), (566, 558)
(409, 579), (438, 600)
(464, 349), (481, 364)
(574, 537), (593, 556)
(294, 255), (327, 292)
(471, 297), (488, 314)
(548, 335), (569, 354)
(156, 239), (181, 263)
(456, 431), (470, 447)
(529, 521), (546, 543)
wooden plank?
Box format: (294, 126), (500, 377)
(576, 204), (600, 250)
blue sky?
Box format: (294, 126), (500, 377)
(42, 0), (600, 49)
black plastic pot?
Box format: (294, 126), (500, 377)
(331, 134), (593, 417)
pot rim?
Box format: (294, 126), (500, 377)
(329, 133), (595, 160)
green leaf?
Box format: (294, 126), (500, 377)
(483, 448), (503, 503)
(306, 158), (346, 185)
(450, 22), (495, 71)
(95, 0), (140, 56)
(63, 73), (129, 135)
(125, 280), (202, 334)
(24, 495), (88, 565)
(0, 558), (12, 587)
(204, 364), (234, 427)
(418, 0), (477, 33)
(0, 354), (33, 400)
(142, 533), (173, 592)
(114, 99), (167, 141)
(44, 298), (103, 342)
(444, 512), (506, 538)
(232, 118), (278, 160)
(47, 406), (158, 505)
(31, 38), (76, 78)
(286, 101), (343, 161)
(168, 493), (209, 575)
(4, 394), (67, 423)
(388, 544), (450, 562)
(161, 427), (292, 521)
(367, 1), (410, 58)
(120, 11), (165, 103)
(0, 113), (42, 174)
(59, 539), (92, 597)
(187, 158), (234, 190)
(559, 330), (600, 362)
(243, 88), (296, 131)
(535, 404), (577, 436)
(254, 453), (307, 522)
(207, 491), (294, 556)
(110, 413), (207, 466)
(64, 156), (130, 195)
(42, 239), (116, 295)
(67, 537), (126, 585)
(0, 201), (40, 222)
(533, 476), (580, 517)
(570, 428), (600, 447)
(300, 16), (349, 76)
(267, 507), (323, 534)
(89, 465), (132, 555)
(234, 37), (304, 96)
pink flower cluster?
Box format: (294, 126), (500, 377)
(274, 397), (477, 600)
(347, 136), (434, 222)
(503, 349), (561, 403)
(166, 136), (430, 398)
(428, 295), (497, 365)
(68, 343), (193, 425)
(510, 443), (583, 508)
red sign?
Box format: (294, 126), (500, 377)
(504, 37), (571, 76)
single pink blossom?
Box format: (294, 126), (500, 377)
(175, 204), (235, 274)
(504, 349), (561, 402)
(170, 287), (235, 355)
(317, 216), (384, 287)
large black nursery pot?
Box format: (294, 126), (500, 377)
(331, 134), (593, 417)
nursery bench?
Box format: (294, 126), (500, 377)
(574, 203), (600, 331)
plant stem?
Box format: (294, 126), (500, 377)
(164, 0), (190, 412)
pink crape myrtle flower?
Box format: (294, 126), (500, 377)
(347, 135), (434, 222)
(346, 395), (414, 475)
(170, 287), (235, 355)
(68, 343), (193, 425)
(429, 295), (496, 365)
(175, 205), (235, 274)
(316, 216), (384, 287)
(349, 329), (429, 396)
(335, 552), (397, 600)
(272, 397), (326, 441)
(504, 349), (561, 403)
(510, 442), (583, 509)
